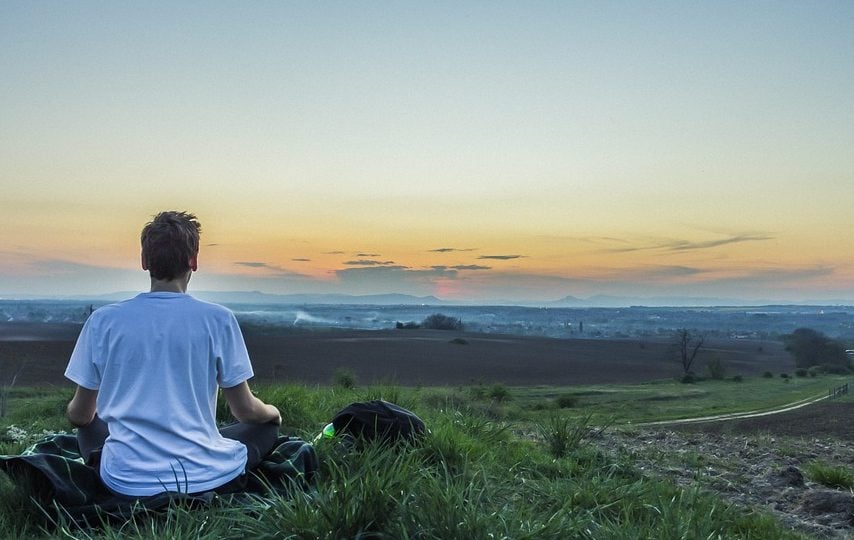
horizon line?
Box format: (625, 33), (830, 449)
(2, 289), (853, 309)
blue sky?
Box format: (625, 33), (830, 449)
(2, 2), (854, 303)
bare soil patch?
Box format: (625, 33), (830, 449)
(600, 422), (854, 539)
(0, 322), (793, 387)
(600, 400), (854, 539)
(672, 401), (854, 440)
(242, 328), (792, 386)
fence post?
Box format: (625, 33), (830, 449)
(828, 383), (850, 400)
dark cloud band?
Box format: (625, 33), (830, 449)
(478, 255), (525, 260)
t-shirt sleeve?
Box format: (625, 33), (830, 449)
(216, 312), (255, 388)
(64, 318), (102, 390)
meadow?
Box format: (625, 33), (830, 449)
(2, 374), (850, 539)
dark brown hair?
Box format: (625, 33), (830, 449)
(140, 211), (201, 281)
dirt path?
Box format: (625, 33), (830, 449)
(638, 392), (831, 427)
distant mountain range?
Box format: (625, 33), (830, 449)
(64, 291), (451, 306)
(3, 290), (852, 308)
(545, 294), (854, 308)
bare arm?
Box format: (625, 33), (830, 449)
(67, 386), (98, 427)
(222, 381), (281, 425)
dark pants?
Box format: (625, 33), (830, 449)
(78, 416), (279, 494)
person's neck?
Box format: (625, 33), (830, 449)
(149, 273), (191, 293)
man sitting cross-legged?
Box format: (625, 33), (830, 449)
(65, 210), (281, 497)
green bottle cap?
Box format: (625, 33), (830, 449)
(322, 422), (335, 438)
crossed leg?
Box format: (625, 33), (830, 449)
(76, 415), (279, 491)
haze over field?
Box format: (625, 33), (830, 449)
(2, 3), (853, 304)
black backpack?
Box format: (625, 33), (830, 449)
(331, 400), (426, 444)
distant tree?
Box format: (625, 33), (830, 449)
(675, 328), (705, 376)
(422, 313), (463, 331)
(782, 328), (850, 370)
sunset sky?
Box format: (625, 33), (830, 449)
(2, 2), (853, 303)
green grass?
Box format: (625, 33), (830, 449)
(806, 461), (854, 490)
(0, 379), (834, 539)
(504, 375), (850, 425)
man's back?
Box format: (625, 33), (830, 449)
(65, 292), (253, 496)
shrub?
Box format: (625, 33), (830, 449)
(395, 321), (421, 330)
(680, 373), (697, 384)
(422, 313), (463, 331)
(555, 394), (578, 409)
(820, 364), (852, 375)
(468, 385), (486, 400)
(487, 383), (510, 403)
(763, 371), (773, 378)
(795, 368), (808, 378)
(706, 358), (726, 380)
(731, 375), (743, 382)
(537, 414), (595, 459)
(333, 368), (356, 389)
(780, 373), (789, 379)
(449, 338), (468, 345)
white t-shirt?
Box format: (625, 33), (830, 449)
(65, 292), (254, 496)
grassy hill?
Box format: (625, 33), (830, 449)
(2, 379), (832, 539)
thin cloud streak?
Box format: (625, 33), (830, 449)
(604, 234), (774, 253)
(343, 260), (396, 266)
(430, 264), (492, 271)
(233, 261), (308, 278)
(429, 247), (478, 253)
(450, 264), (491, 271)
(668, 235), (775, 251)
(478, 255), (525, 260)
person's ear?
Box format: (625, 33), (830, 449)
(141, 252), (148, 270)
(189, 254), (198, 272)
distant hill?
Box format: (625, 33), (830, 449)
(544, 294), (828, 308)
(61, 290), (451, 306)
